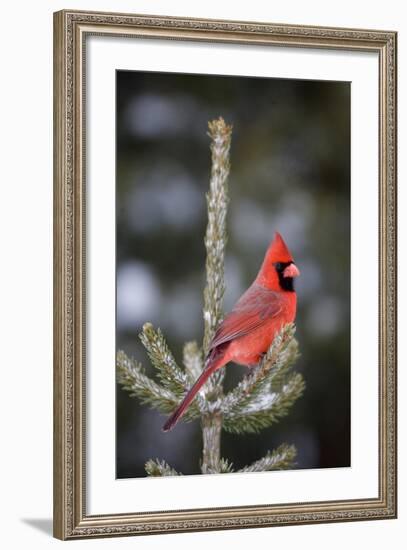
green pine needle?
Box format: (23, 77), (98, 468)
(139, 322), (187, 399)
(238, 444), (297, 472)
(145, 459), (182, 476)
(116, 350), (200, 421)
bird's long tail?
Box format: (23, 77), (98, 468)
(162, 353), (226, 432)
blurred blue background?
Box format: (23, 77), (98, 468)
(116, 70), (350, 478)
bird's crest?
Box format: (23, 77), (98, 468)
(266, 232), (294, 263)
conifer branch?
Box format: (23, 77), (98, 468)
(200, 118), (232, 469)
(218, 458), (235, 473)
(183, 341), (206, 410)
(145, 459), (182, 476)
(220, 325), (305, 434)
(201, 412), (222, 474)
(238, 444), (297, 472)
(223, 372), (305, 434)
(116, 350), (199, 420)
(203, 118), (232, 363)
(183, 341), (204, 384)
(203, 457), (235, 474)
(139, 322), (187, 398)
(117, 350), (177, 413)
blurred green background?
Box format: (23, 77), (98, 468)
(116, 70), (350, 478)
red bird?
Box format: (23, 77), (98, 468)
(162, 232), (300, 432)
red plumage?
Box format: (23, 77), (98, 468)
(162, 232), (300, 432)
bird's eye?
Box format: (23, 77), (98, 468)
(274, 262), (283, 271)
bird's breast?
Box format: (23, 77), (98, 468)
(225, 294), (296, 368)
(225, 319), (285, 367)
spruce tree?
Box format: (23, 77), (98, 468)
(117, 118), (305, 476)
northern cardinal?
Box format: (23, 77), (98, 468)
(162, 232), (300, 432)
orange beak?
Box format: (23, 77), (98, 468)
(283, 263), (300, 278)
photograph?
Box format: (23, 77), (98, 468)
(115, 70), (351, 479)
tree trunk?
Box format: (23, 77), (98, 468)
(201, 412), (222, 473)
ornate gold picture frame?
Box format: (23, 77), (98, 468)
(53, 9), (397, 540)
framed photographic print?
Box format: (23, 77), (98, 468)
(53, 9), (397, 540)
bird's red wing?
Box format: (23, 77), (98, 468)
(209, 285), (283, 350)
